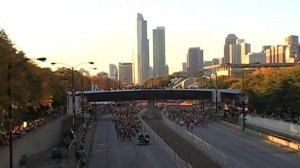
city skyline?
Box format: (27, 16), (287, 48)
(0, 0), (300, 75)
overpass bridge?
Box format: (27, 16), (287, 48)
(67, 89), (241, 117)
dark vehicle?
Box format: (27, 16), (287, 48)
(138, 133), (150, 145)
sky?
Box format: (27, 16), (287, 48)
(0, 0), (300, 75)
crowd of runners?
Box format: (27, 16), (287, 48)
(165, 105), (210, 130)
(111, 103), (142, 141)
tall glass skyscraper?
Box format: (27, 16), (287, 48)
(153, 27), (166, 77)
(187, 47), (203, 76)
(134, 13), (149, 84)
(224, 34), (238, 64)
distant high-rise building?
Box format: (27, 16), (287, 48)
(187, 47), (203, 76)
(262, 35), (300, 64)
(109, 64), (118, 79)
(230, 44), (241, 64)
(118, 63), (133, 84)
(236, 39), (245, 44)
(182, 62), (187, 72)
(204, 61), (213, 67)
(165, 64), (169, 75)
(212, 58), (220, 65)
(224, 34), (238, 64)
(153, 27), (166, 77)
(285, 35), (299, 63)
(247, 52), (265, 64)
(134, 13), (149, 84)
(241, 42), (251, 64)
(277, 45), (287, 63)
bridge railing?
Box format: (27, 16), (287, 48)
(162, 113), (246, 168)
(140, 118), (193, 168)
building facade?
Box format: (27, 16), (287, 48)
(182, 62), (187, 72)
(135, 13), (150, 84)
(153, 26), (166, 77)
(247, 52), (266, 64)
(241, 42), (251, 64)
(263, 35), (300, 64)
(187, 47), (203, 76)
(230, 44), (241, 64)
(224, 34), (238, 64)
(285, 35), (299, 63)
(118, 63), (133, 84)
(109, 64), (118, 79)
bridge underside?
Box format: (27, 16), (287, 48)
(85, 90), (214, 102)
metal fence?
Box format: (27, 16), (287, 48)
(140, 119), (193, 168)
(162, 114), (246, 168)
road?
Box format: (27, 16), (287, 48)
(88, 114), (177, 168)
(181, 119), (300, 168)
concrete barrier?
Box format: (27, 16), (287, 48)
(245, 115), (300, 139)
(266, 135), (300, 152)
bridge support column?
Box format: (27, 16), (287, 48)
(141, 100), (162, 119)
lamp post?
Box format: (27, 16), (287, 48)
(51, 61), (94, 131)
(226, 62), (259, 131)
(7, 57), (46, 168)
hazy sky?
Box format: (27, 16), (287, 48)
(1, 0), (299, 74)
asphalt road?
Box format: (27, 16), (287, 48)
(182, 120), (300, 168)
(88, 114), (177, 168)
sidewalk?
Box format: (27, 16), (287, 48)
(60, 118), (97, 168)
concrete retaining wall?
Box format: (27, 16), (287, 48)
(245, 115), (300, 139)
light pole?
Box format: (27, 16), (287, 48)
(51, 61), (94, 131)
(226, 62), (259, 131)
(7, 57), (46, 168)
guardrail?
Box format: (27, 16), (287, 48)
(162, 114), (246, 168)
(140, 119), (193, 168)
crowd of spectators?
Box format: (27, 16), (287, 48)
(0, 117), (46, 146)
(165, 105), (210, 131)
(222, 104), (300, 124)
(111, 102), (142, 141)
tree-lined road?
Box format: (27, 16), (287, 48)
(88, 114), (177, 168)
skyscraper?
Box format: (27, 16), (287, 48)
(240, 42), (251, 64)
(230, 44), (241, 64)
(153, 27), (166, 77)
(182, 62), (187, 73)
(285, 35), (299, 63)
(118, 63), (133, 84)
(134, 13), (149, 84)
(109, 64), (117, 79)
(165, 64), (169, 76)
(224, 34), (238, 64)
(187, 47), (203, 76)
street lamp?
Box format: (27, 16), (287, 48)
(226, 62), (259, 131)
(51, 61), (94, 131)
(7, 57), (46, 168)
